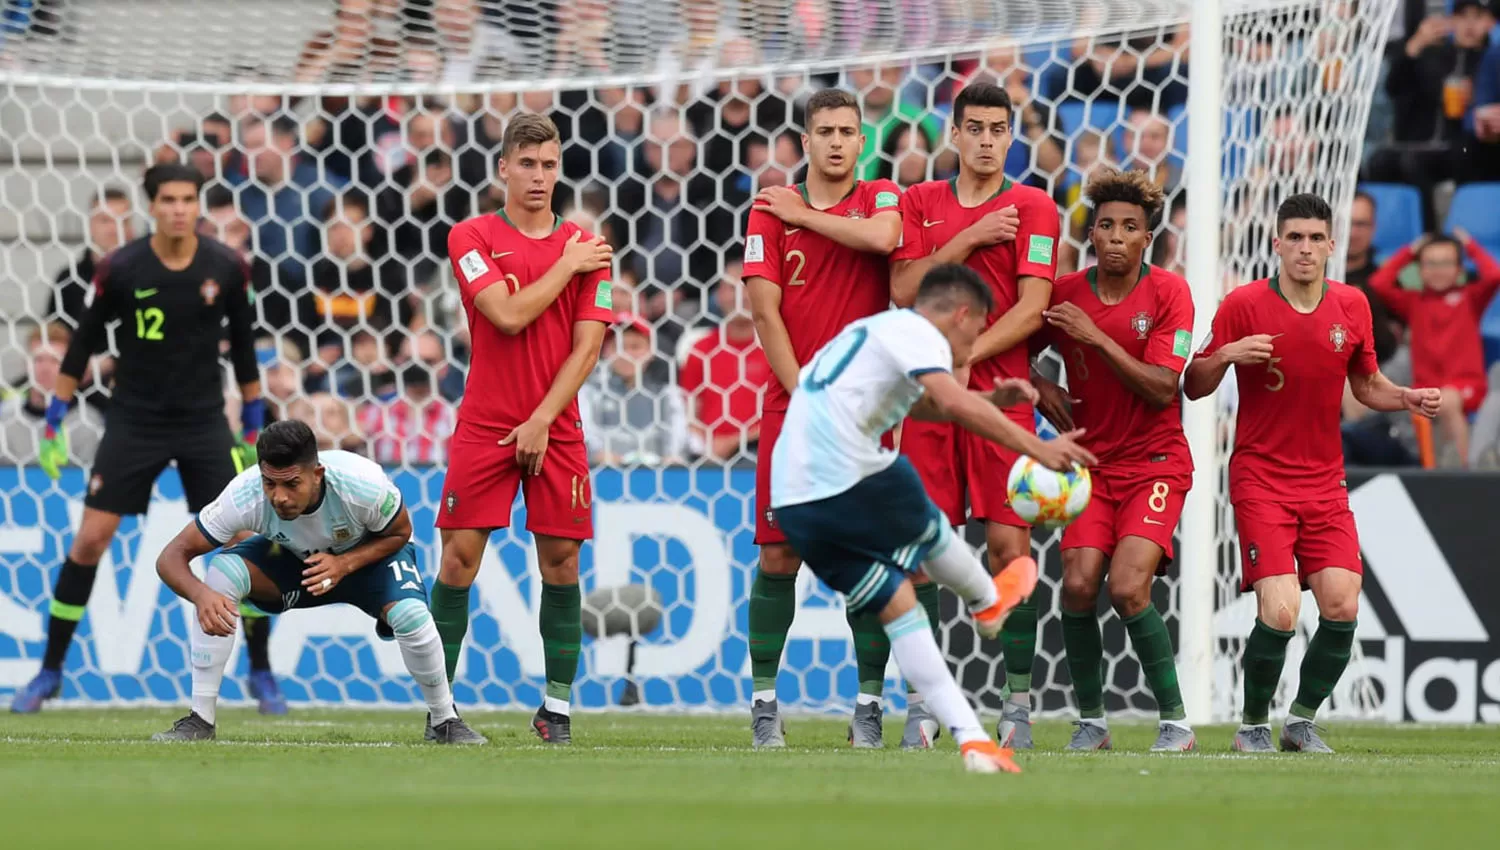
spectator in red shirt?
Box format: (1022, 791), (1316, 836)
(680, 272), (770, 460)
(357, 364), (455, 465)
(1369, 229), (1500, 465)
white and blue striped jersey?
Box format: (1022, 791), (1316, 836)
(196, 450), (404, 558)
(771, 308), (952, 508)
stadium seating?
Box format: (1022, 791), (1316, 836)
(1447, 182), (1500, 258)
(1359, 182), (1425, 261)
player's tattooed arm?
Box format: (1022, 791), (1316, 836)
(156, 522), (239, 636)
(754, 186), (902, 255)
(472, 231), (612, 335)
(746, 277), (801, 394)
(1349, 370), (1441, 418)
(966, 276), (1051, 366)
(890, 207), (1020, 306)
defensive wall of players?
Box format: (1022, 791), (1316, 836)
(0, 464), (1496, 723)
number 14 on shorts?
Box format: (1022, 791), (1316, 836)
(389, 559), (422, 590)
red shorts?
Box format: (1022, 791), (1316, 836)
(1452, 380), (1485, 415)
(1233, 498), (1362, 592)
(435, 421), (593, 540)
(755, 409), (787, 545)
(1061, 468), (1190, 573)
(898, 417), (966, 527)
(962, 415), (1034, 528)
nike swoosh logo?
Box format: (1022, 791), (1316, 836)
(783, 228), (800, 236)
(1142, 516), (1166, 526)
(490, 251), (513, 259)
(923, 219), (944, 227)
(134, 288), (158, 299)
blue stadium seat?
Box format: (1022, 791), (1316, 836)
(1052, 99), (1125, 141)
(1160, 104), (1255, 182)
(1446, 182), (1500, 258)
(1358, 183), (1424, 261)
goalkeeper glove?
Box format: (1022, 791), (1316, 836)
(233, 397), (266, 473)
(38, 397), (70, 480)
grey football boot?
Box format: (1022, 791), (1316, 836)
(1231, 725), (1276, 753)
(751, 697), (786, 749)
(1065, 720), (1112, 751)
(1149, 722), (1197, 752)
(1280, 719), (1335, 753)
(848, 701), (884, 749)
(426, 713), (488, 745)
(996, 701), (1034, 750)
(900, 702), (941, 750)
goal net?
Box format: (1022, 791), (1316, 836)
(0, 0), (1398, 722)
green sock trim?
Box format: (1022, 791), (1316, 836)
(1060, 609), (1105, 719)
(1241, 618), (1294, 726)
(1290, 617), (1356, 723)
(1123, 606), (1186, 721)
(429, 580), (472, 683)
(749, 570), (798, 694)
(1001, 597), (1038, 696)
(540, 582), (582, 696)
(847, 607), (890, 697)
(48, 599), (85, 622)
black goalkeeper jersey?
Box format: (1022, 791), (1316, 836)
(61, 235), (258, 424)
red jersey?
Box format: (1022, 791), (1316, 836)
(447, 211), (616, 441)
(892, 177), (1060, 421)
(1368, 240), (1500, 392)
(742, 179), (901, 413)
(1200, 277), (1379, 503)
(680, 328), (770, 437)
(1046, 265), (1194, 474)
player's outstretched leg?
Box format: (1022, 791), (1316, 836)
(10, 509), (120, 714)
(748, 542), (799, 749)
(154, 553), (249, 741)
(530, 534), (583, 745)
(380, 599), (485, 745)
(900, 575), (943, 749)
(986, 524), (1038, 749)
(1109, 538), (1194, 753)
(1281, 569), (1359, 754)
(241, 611), (287, 716)
(1233, 576), (1299, 753)
(876, 581), (1020, 774)
(1058, 549), (1110, 750)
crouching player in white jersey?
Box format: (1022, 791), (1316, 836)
(771, 263), (1096, 772)
(152, 420), (485, 744)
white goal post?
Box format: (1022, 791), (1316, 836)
(0, 0), (1397, 722)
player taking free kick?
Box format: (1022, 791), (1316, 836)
(889, 82), (1060, 749)
(1185, 194), (1441, 753)
(771, 263), (1095, 773)
(1030, 168), (1196, 752)
(152, 421), (484, 744)
(742, 88), (905, 749)
(428, 114), (615, 745)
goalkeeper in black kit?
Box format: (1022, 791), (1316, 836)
(10, 164), (287, 715)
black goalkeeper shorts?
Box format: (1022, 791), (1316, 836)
(86, 414), (240, 515)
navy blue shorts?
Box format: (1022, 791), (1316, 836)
(224, 535), (427, 618)
(773, 457), (947, 614)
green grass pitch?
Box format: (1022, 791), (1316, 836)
(2, 710), (1497, 849)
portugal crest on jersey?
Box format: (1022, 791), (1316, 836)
(845, 208), (865, 219)
(1131, 311), (1153, 339)
(1329, 323), (1347, 352)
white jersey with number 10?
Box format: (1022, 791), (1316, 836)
(771, 308), (952, 509)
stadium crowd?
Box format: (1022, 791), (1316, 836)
(6, 0), (1500, 472)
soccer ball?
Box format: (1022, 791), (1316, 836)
(1006, 455), (1092, 527)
